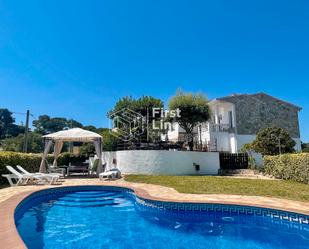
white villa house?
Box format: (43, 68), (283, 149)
(166, 93), (302, 153)
(102, 92), (301, 175)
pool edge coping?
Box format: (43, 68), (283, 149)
(1, 183), (309, 249)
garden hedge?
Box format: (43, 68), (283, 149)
(263, 153), (309, 184)
(0, 152), (87, 185)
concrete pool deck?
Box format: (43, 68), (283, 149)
(0, 178), (309, 248)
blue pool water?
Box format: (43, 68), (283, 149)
(15, 187), (309, 249)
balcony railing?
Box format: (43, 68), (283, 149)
(209, 123), (235, 133)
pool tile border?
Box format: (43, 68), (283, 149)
(135, 196), (309, 225)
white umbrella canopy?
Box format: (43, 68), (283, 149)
(39, 128), (103, 174)
(42, 127), (102, 142)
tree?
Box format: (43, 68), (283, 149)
(67, 119), (83, 129)
(83, 125), (99, 132)
(101, 129), (120, 151)
(0, 109), (14, 128)
(250, 127), (296, 155)
(0, 108), (25, 139)
(168, 90), (211, 150)
(83, 125), (105, 134)
(110, 96), (163, 117)
(33, 115), (83, 134)
(109, 95), (164, 142)
(135, 96), (164, 118)
(1, 132), (44, 153)
(110, 96), (136, 113)
(78, 128), (120, 155)
(79, 143), (96, 156)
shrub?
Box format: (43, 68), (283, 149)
(251, 127), (296, 156)
(263, 153), (309, 184)
(0, 152), (42, 185)
(57, 152), (87, 165)
(0, 132), (44, 153)
(302, 142), (309, 152)
(0, 152), (87, 185)
(241, 143), (257, 169)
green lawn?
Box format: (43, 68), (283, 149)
(125, 175), (309, 202)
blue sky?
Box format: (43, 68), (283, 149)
(0, 0), (308, 141)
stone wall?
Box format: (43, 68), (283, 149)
(219, 93), (300, 138)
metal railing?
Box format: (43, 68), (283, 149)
(209, 123), (235, 133)
(219, 153), (249, 169)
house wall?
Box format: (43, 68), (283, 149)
(164, 94), (301, 154)
(219, 94), (301, 138)
(198, 101), (236, 152)
(209, 101), (235, 127)
(199, 123), (210, 144)
(210, 131), (230, 151)
(229, 134), (237, 153)
(102, 150), (220, 175)
(165, 123), (180, 142)
(293, 138), (302, 151)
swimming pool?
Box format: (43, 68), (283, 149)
(15, 186), (309, 249)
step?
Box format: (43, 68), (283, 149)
(218, 169), (259, 176)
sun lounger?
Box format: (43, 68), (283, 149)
(44, 159), (64, 176)
(16, 165), (60, 184)
(2, 166), (50, 186)
(99, 168), (121, 180)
